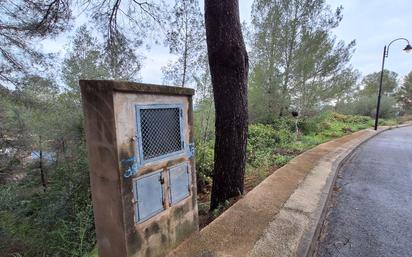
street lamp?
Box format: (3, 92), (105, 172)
(374, 38), (412, 130)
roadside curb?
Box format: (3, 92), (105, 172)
(168, 125), (409, 257)
(300, 127), (391, 257)
(248, 128), (382, 257)
(298, 124), (411, 257)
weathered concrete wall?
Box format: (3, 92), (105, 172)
(81, 80), (198, 257)
(81, 81), (128, 257)
(113, 92), (198, 257)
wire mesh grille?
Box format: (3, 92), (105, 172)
(140, 107), (183, 160)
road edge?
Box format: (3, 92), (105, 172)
(298, 124), (410, 257)
(167, 125), (410, 257)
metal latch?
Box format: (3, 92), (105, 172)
(188, 143), (195, 159)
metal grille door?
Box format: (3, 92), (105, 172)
(136, 105), (184, 162)
(169, 163), (190, 204)
(134, 171), (164, 223)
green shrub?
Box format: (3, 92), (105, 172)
(196, 141), (214, 192)
(0, 145), (95, 257)
(276, 128), (295, 146)
(299, 116), (323, 135)
(274, 155), (291, 167)
(247, 124), (295, 167)
(301, 134), (327, 146)
(271, 117), (296, 132)
(337, 96), (398, 119)
(248, 124), (277, 167)
(248, 124), (279, 148)
(379, 119), (397, 126)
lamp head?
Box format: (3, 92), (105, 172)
(403, 44), (412, 53)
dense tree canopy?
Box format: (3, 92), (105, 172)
(0, 0), (164, 88)
(0, 0), (71, 86)
(249, 0), (357, 120)
(62, 25), (141, 96)
(359, 70), (399, 97)
(397, 71), (412, 114)
(162, 0), (206, 87)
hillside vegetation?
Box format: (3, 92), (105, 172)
(195, 111), (401, 221)
(1, 0), (412, 256)
(2, 101), (403, 257)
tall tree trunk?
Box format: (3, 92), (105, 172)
(279, 11), (298, 117)
(181, 7), (189, 87)
(39, 136), (47, 192)
(205, 0), (249, 210)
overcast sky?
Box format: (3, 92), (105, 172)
(327, 0), (412, 80)
(42, 0), (412, 85)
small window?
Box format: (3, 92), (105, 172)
(134, 171), (164, 223)
(135, 104), (184, 163)
(169, 163), (190, 205)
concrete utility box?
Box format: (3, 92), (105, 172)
(80, 80), (198, 257)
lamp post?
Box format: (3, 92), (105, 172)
(374, 38), (412, 130)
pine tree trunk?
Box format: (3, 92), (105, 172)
(39, 136), (47, 192)
(181, 9), (189, 87)
(205, 0), (249, 210)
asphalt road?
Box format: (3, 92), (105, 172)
(316, 126), (412, 257)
